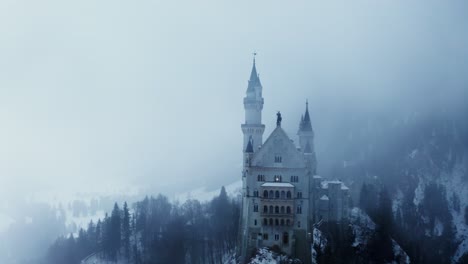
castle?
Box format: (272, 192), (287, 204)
(238, 57), (350, 263)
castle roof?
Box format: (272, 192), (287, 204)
(245, 137), (254, 153)
(298, 100), (313, 132)
(251, 125), (307, 168)
(247, 58), (262, 93)
(320, 195), (329, 201)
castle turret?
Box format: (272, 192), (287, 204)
(241, 56), (265, 153)
(298, 100), (317, 173)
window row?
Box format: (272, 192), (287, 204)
(254, 204), (302, 215)
(259, 205), (292, 214)
(262, 190), (291, 199)
(257, 175), (300, 183)
(263, 218), (291, 226)
(261, 218), (301, 228)
(258, 232), (290, 244)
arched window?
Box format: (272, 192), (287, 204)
(263, 190), (268, 198)
(287, 206), (291, 214)
(275, 219), (279, 226)
(269, 190), (274, 198)
(263, 205), (268, 213)
(275, 206), (279, 214)
(287, 191), (291, 199)
(281, 191), (285, 199)
(263, 218), (268, 225)
(286, 219), (290, 226)
(269, 205), (274, 214)
(275, 191), (280, 199)
(281, 206), (285, 214)
(269, 218), (273, 225)
(281, 219), (284, 226)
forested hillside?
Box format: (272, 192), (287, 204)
(45, 187), (239, 264)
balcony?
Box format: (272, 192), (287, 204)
(260, 212), (294, 217)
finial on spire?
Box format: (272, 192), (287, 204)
(306, 99), (308, 108)
(253, 51), (257, 64)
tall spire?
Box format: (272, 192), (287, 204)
(301, 100), (312, 131)
(247, 53), (261, 93)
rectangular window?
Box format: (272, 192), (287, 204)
(297, 206), (302, 214)
(257, 175), (265, 181)
(298, 221), (301, 228)
(274, 175), (282, 182)
(290, 176), (299, 182)
(263, 233), (268, 240)
(253, 205), (258, 212)
(274, 234), (279, 241)
(297, 192), (302, 198)
(274, 156), (282, 163)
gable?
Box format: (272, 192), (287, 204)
(252, 127), (306, 168)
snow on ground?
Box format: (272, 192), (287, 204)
(174, 180), (242, 203)
(247, 248), (300, 264)
(81, 253), (128, 264)
(433, 218), (444, 237)
(413, 180), (425, 207)
(311, 228), (327, 264)
(350, 207), (410, 262)
(392, 188), (404, 215)
(392, 240), (411, 264)
(350, 207), (375, 247)
(438, 160), (468, 262)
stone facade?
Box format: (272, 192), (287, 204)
(238, 58), (350, 263)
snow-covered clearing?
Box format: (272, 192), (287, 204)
(174, 180), (242, 203)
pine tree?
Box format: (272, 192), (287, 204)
(369, 186), (394, 263)
(122, 201), (131, 261)
(110, 202), (122, 261)
(465, 206), (468, 225)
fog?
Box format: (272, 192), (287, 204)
(1, 1), (468, 257)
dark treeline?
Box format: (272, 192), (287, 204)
(313, 185), (399, 264)
(359, 182), (464, 264)
(46, 187), (240, 264)
(320, 106), (468, 263)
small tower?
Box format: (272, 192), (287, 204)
(298, 100), (317, 173)
(244, 136), (254, 168)
(241, 55), (265, 153)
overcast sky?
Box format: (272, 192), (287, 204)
(1, 0), (467, 201)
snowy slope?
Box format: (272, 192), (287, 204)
(350, 208), (410, 263)
(247, 248), (300, 264)
(174, 180), (242, 203)
(439, 161), (468, 262)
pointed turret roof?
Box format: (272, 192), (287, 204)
(299, 100), (312, 132)
(247, 57), (262, 93)
(245, 137), (254, 153)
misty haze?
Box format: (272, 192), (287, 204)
(1, 1), (468, 264)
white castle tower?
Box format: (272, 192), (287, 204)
(241, 55), (265, 154)
(238, 57), (350, 264)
